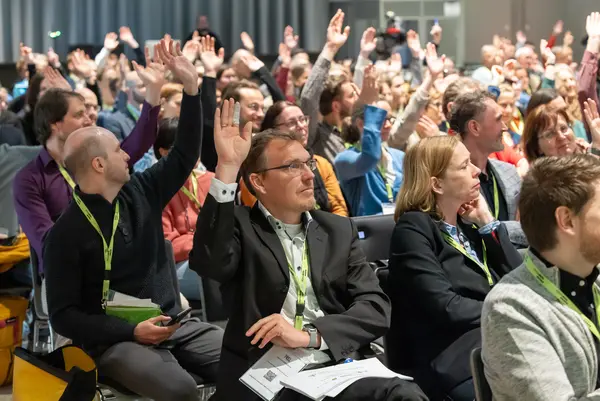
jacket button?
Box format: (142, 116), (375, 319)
(280, 286), (289, 294)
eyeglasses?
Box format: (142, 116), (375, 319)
(386, 116), (397, 125)
(276, 115), (310, 129)
(538, 123), (572, 141)
(255, 158), (317, 175)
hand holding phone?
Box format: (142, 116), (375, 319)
(166, 307), (193, 326)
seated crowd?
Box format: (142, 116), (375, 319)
(2, 8), (600, 401)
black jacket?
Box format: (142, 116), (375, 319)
(387, 211), (522, 399)
(189, 197), (391, 400)
(43, 93), (202, 352)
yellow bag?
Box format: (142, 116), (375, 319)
(13, 345), (98, 401)
(0, 296), (28, 386)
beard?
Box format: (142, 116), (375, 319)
(580, 225), (600, 266)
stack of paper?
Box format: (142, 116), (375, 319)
(280, 358), (413, 400)
(239, 345), (331, 401)
(105, 291), (161, 325)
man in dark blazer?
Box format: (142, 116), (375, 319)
(189, 101), (427, 400)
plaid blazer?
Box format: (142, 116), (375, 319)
(488, 159), (527, 247)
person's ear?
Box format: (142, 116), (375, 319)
(555, 206), (577, 238)
(249, 173), (267, 196)
(467, 119), (480, 137)
(431, 176), (444, 196)
(158, 147), (170, 158)
(332, 99), (341, 114)
(91, 156), (105, 174)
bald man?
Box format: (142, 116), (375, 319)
(471, 45), (498, 85)
(42, 39), (223, 401)
(75, 87), (99, 125)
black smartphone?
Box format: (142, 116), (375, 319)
(166, 307), (193, 326)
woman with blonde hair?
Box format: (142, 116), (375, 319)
(386, 136), (521, 401)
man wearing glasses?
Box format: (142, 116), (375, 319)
(189, 109), (427, 400)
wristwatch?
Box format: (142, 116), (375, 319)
(303, 324), (319, 348)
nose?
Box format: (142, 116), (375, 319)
(472, 163), (481, 177)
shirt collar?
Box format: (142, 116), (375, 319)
(257, 201), (312, 234)
(39, 147), (57, 168)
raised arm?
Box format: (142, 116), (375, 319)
(134, 38), (202, 209)
(189, 100), (253, 283)
(353, 27), (376, 89)
(303, 9), (350, 150)
(119, 26), (146, 67)
(578, 12), (600, 126)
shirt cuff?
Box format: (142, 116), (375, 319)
(319, 336), (329, 351)
(209, 177), (238, 203)
(478, 220), (501, 235)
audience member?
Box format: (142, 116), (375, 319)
(13, 47), (162, 275)
(450, 89), (527, 246)
(157, 117), (214, 301)
(471, 45), (498, 86)
(239, 100), (349, 216)
(221, 80), (265, 133)
(43, 38), (223, 401)
(75, 87), (100, 125)
(389, 135), (522, 400)
(482, 154), (600, 400)
(189, 104), (427, 400)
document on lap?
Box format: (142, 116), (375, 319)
(240, 344), (331, 401)
(280, 358), (413, 400)
(105, 290), (161, 325)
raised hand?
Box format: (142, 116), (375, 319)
(407, 30), (423, 59)
(214, 98), (253, 172)
(182, 39), (200, 62)
(47, 47), (60, 68)
(360, 27), (377, 58)
(119, 26), (139, 48)
(503, 59), (517, 79)
(104, 32), (119, 51)
(240, 53), (265, 73)
(278, 43), (292, 68)
(199, 35), (225, 77)
(430, 23), (443, 44)
(587, 12), (600, 38)
(72, 49), (95, 79)
(357, 65), (378, 106)
(583, 98), (600, 147)
(516, 30), (527, 44)
(540, 39), (556, 66)
(42, 66), (71, 91)
(425, 42), (445, 77)
(132, 45), (166, 106)
(155, 36), (198, 95)
(553, 20), (564, 36)
(284, 25), (299, 50)
(564, 31), (574, 47)
(416, 115), (441, 139)
(326, 9), (351, 51)
(20, 43), (34, 65)
(240, 31), (255, 53)
(388, 52), (402, 73)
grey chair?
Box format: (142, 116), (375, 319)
(28, 247), (55, 353)
(470, 347), (493, 401)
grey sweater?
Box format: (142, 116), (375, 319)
(482, 250), (600, 400)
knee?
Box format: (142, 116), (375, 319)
(158, 374), (198, 401)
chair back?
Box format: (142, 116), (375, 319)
(470, 347), (493, 401)
(351, 214), (396, 263)
(164, 240), (182, 310)
(29, 247), (48, 319)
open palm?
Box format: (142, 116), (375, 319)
(327, 9), (350, 49)
(132, 47), (166, 89)
(199, 36), (225, 72)
(584, 99), (600, 145)
(156, 38), (198, 92)
(425, 43), (445, 77)
(214, 99), (253, 167)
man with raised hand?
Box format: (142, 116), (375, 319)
(43, 38), (223, 401)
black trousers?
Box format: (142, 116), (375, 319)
(96, 318), (223, 401)
(277, 376), (429, 401)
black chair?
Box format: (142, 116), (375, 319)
(470, 347), (492, 401)
(351, 214), (396, 264)
(28, 247), (55, 353)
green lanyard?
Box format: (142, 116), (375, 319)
(73, 193), (120, 308)
(441, 232), (493, 286)
(490, 173), (499, 220)
(284, 245), (310, 330)
(127, 104), (140, 122)
(58, 164), (76, 190)
(180, 172), (202, 210)
(525, 254), (600, 341)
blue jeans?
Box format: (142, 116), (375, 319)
(176, 261), (202, 301)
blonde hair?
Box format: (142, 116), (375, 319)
(160, 83), (183, 101)
(394, 135), (461, 222)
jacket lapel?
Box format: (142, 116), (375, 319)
(306, 219), (328, 295)
(487, 160), (516, 219)
(250, 205), (289, 282)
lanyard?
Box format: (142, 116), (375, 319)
(58, 164), (76, 190)
(127, 104), (140, 122)
(284, 244), (310, 330)
(441, 232), (493, 286)
(180, 172), (202, 210)
(73, 193), (120, 308)
(488, 173), (500, 220)
(344, 141), (393, 203)
(510, 118), (524, 135)
(525, 254), (600, 341)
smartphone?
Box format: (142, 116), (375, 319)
(166, 307), (192, 326)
